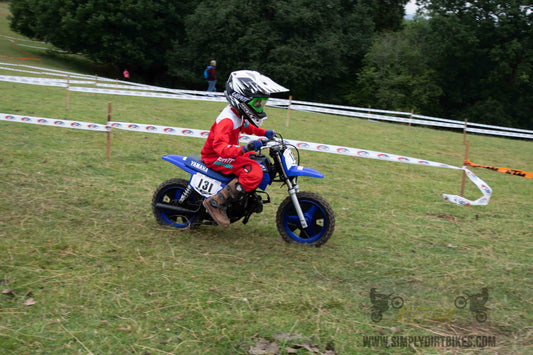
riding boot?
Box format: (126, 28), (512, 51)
(203, 178), (245, 227)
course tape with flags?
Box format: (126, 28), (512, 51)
(109, 121), (491, 206)
(0, 113), (490, 206)
(1, 66), (533, 140)
(1, 112), (110, 131)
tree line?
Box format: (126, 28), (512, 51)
(8, 0), (533, 129)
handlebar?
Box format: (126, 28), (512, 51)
(260, 134), (283, 148)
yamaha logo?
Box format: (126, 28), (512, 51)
(190, 160), (208, 173)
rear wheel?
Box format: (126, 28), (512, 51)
(454, 296), (467, 309)
(152, 178), (201, 229)
(276, 191), (335, 247)
(475, 311), (487, 323)
(371, 311), (383, 323)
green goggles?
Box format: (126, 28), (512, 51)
(248, 97), (269, 113)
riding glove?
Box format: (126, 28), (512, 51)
(242, 140), (263, 152)
(265, 130), (275, 139)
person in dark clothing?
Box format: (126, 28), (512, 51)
(206, 60), (217, 92)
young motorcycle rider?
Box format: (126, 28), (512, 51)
(201, 70), (289, 227)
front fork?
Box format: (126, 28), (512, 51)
(273, 149), (308, 229)
(286, 178), (308, 229)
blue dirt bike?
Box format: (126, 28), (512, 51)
(152, 135), (335, 247)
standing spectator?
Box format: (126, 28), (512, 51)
(206, 60), (217, 92)
(123, 69), (130, 80)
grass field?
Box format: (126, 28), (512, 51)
(1, 4), (532, 354)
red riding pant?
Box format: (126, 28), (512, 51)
(207, 153), (263, 192)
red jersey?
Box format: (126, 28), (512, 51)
(201, 105), (267, 168)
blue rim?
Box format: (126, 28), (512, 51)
(156, 186), (197, 228)
(281, 199), (328, 243)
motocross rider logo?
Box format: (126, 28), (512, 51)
(454, 288), (489, 322)
(369, 288), (404, 322)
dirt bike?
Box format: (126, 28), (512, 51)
(370, 292), (404, 322)
(455, 292), (488, 322)
(152, 134), (335, 246)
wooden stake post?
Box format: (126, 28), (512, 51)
(286, 95), (292, 127)
(107, 102), (112, 159)
(66, 75), (70, 110)
(460, 140), (470, 197)
(463, 118), (468, 145)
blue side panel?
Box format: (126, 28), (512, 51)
(163, 155), (193, 173)
(286, 166), (324, 178)
(162, 155), (233, 183)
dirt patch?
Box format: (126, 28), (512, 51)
(427, 212), (461, 222)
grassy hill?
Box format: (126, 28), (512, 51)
(1, 4), (532, 354)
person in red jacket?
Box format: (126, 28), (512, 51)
(201, 70), (288, 227)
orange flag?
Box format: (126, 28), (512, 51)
(464, 160), (533, 179)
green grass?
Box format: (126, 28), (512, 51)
(1, 7), (533, 354)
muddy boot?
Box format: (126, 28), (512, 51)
(203, 178), (245, 227)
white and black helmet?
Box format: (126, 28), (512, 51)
(225, 70), (289, 127)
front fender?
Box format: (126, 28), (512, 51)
(286, 165), (324, 178)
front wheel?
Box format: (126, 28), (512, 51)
(276, 191), (335, 247)
(391, 296), (404, 309)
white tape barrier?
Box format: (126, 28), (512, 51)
(0, 75), (69, 88)
(0, 112), (491, 205)
(0, 74), (104, 87)
(1, 63), (531, 139)
(15, 43), (69, 53)
(288, 99), (533, 135)
(0, 66), (82, 78)
(69, 86), (227, 103)
(290, 104), (533, 139)
(107, 120), (491, 206)
(0, 74), (227, 100)
(1, 113), (110, 131)
(0, 62), (114, 81)
(0, 35), (47, 44)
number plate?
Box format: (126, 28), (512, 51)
(283, 148), (297, 168)
(190, 173), (222, 197)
